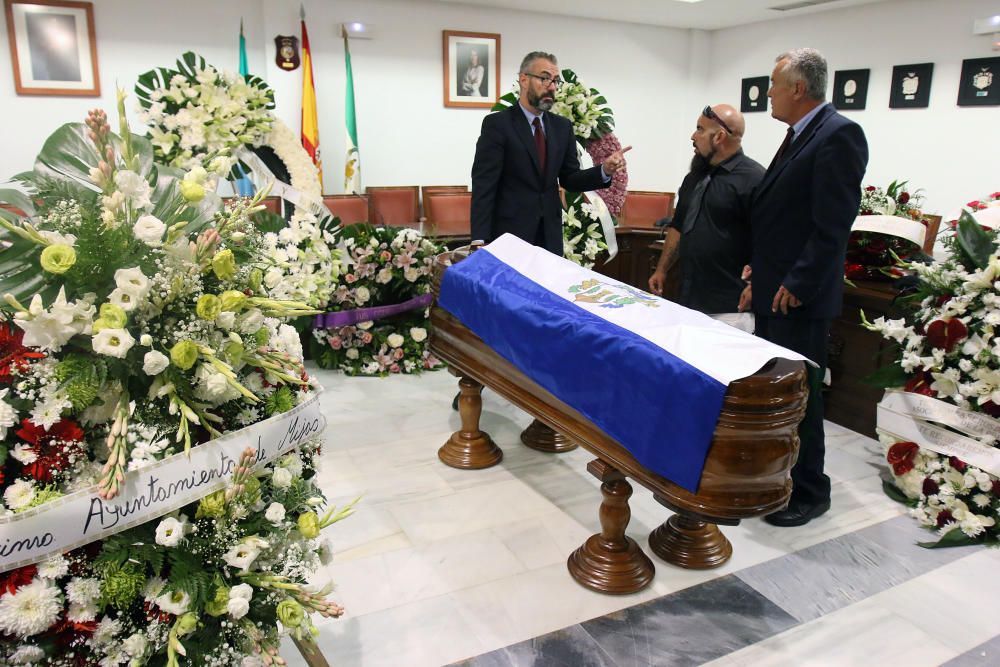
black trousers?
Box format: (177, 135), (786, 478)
(755, 316), (832, 506)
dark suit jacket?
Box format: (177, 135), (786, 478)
(751, 104), (869, 319)
(471, 104), (607, 255)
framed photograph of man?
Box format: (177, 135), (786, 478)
(740, 76), (769, 113)
(889, 63), (933, 109)
(957, 57), (1000, 107)
(443, 30), (500, 109)
(832, 69), (870, 110)
(4, 0), (100, 96)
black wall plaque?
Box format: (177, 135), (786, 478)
(741, 76), (769, 113)
(833, 69), (870, 110)
(957, 57), (1000, 106)
(889, 63), (933, 109)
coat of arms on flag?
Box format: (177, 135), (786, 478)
(568, 279), (660, 309)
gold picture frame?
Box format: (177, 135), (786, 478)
(442, 29), (500, 109)
(5, 0), (100, 96)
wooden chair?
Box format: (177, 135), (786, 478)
(421, 185), (468, 200)
(620, 191), (676, 227)
(322, 194), (368, 226)
(921, 214), (941, 255)
(260, 197), (282, 216)
(423, 191), (472, 237)
(366, 186), (420, 227)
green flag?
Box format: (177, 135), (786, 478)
(343, 30), (360, 194)
(235, 19), (253, 196)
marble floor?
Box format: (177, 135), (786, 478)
(282, 366), (1000, 667)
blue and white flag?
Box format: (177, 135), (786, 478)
(439, 234), (810, 492)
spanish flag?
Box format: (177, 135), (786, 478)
(300, 6), (322, 189)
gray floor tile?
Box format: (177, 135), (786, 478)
(940, 634), (1000, 667)
(456, 624), (619, 667)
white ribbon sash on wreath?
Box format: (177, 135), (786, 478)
(974, 206), (1000, 230)
(876, 389), (1000, 477)
(851, 214), (927, 248)
(231, 147), (329, 217)
(576, 143), (618, 261)
(0, 394), (325, 574)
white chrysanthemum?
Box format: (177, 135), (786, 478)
(65, 577), (101, 605)
(92, 615), (122, 645)
(4, 478), (36, 510)
(0, 389), (16, 440)
(11, 443), (37, 465)
(143, 350), (170, 376)
(0, 578), (63, 637)
(10, 645), (45, 664)
(67, 601), (97, 623)
(36, 555), (69, 579)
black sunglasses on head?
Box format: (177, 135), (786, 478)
(702, 106), (734, 134)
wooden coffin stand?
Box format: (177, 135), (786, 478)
(430, 248), (808, 595)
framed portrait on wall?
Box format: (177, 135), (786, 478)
(832, 69), (870, 110)
(957, 57), (1000, 107)
(443, 30), (500, 109)
(889, 63), (933, 109)
(740, 76), (769, 113)
(4, 0), (100, 96)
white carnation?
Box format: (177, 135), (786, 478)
(143, 350), (170, 375)
(36, 555), (69, 579)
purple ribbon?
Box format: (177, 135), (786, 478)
(313, 293), (434, 329)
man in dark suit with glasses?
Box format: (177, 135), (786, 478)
(470, 51), (630, 256)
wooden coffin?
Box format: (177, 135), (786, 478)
(429, 247), (807, 593)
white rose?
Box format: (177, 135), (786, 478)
(143, 350), (170, 375)
(387, 333), (404, 348)
(133, 215), (167, 246)
(229, 583), (253, 601)
(346, 348), (359, 360)
(409, 327), (427, 342)
(92, 328), (136, 358)
(154, 516), (186, 547)
(227, 596), (250, 619)
(271, 467), (293, 489)
(357, 320), (373, 330)
(355, 286), (371, 304)
(265, 502), (286, 524)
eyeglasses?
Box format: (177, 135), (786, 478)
(523, 72), (564, 88)
(702, 106), (734, 134)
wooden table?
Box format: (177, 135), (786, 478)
(429, 247), (807, 594)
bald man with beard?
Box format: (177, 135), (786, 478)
(648, 104), (764, 333)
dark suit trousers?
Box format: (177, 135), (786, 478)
(755, 316), (832, 507)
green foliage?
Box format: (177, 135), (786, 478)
(863, 361), (908, 389)
(955, 209), (997, 270)
(918, 527), (993, 549)
(95, 529), (165, 575)
(99, 560), (147, 609)
(881, 479), (917, 507)
(164, 549), (213, 607)
(55, 354), (108, 411)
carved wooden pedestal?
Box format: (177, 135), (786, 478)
(648, 496), (733, 569)
(567, 459), (655, 594)
(520, 418), (578, 453)
(438, 373), (503, 469)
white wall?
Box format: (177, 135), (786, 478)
(1, 0), (997, 213)
(706, 0), (1000, 215)
(1, 0), (695, 195)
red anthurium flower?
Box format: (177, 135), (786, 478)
(0, 564), (37, 595)
(0, 324), (44, 385)
(15, 417), (86, 483)
(922, 478), (940, 496)
(887, 441), (920, 475)
(904, 372), (936, 397)
(935, 509), (954, 527)
(924, 318), (967, 352)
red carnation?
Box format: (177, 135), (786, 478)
(887, 441), (920, 476)
(992, 192), (1000, 199)
(15, 417), (86, 483)
(899, 192), (910, 204)
(0, 323), (44, 385)
(948, 456), (968, 473)
(865, 185), (877, 192)
(935, 509), (954, 527)
(922, 477), (940, 496)
(0, 564), (37, 595)
(992, 479), (1000, 495)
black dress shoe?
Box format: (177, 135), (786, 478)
(452, 391), (460, 411)
(764, 500), (831, 527)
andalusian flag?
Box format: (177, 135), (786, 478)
(300, 6), (322, 188)
(343, 28), (360, 194)
(234, 19), (254, 196)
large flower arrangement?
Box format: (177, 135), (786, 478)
(137, 53), (340, 311)
(847, 180), (929, 281)
(966, 191), (1000, 212)
(311, 225), (444, 376)
(562, 191), (608, 268)
(0, 97), (349, 662)
(864, 211), (1000, 547)
(135, 52), (274, 174)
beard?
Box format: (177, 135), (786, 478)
(529, 90), (555, 111)
(690, 149), (714, 175)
